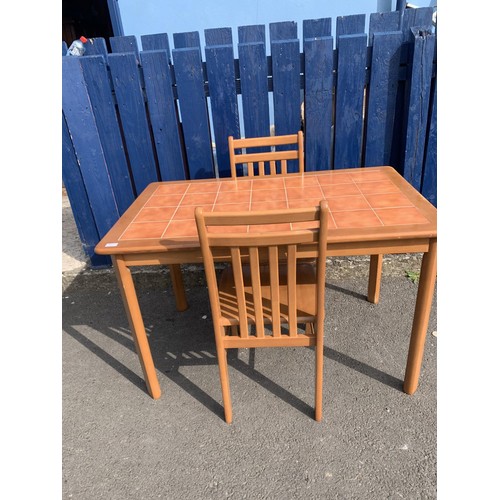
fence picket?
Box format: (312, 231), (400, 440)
(238, 42), (270, 140)
(271, 39), (301, 172)
(110, 35), (139, 54)
(303, 18), (331, 39)
(304, 36), (333, 171)
(402, 28), (435, 189)
(173, 31), (201, 49)
(62, 57), (119, 237)
(364, 31), (403, 166)
(401, 7), (434, 41)
(421, 80), (437, 206)
(79, 55), (135, 214)
(334, 33), (367, 169)
(205, 43), (240, 178)
(368, 11), (401, 45)
(172, 47), (215, 179)
(141, 50), (187, 181)
(84, 37), (108, 58)
(205, 27), (233, 46)
(108, 52), (159, 194)
(141, 33), (171, 55)
(238, 25), (265, 44)
(62, 115), (110, 267)
(270, 21), (297, 41)
(336, 14), (365, 47)
(238, 41), (271, 173)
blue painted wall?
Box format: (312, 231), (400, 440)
(118, 0), (434, 52)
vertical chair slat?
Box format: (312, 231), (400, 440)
(258, 161), (265, 175)
(283, 159), (288, 174)
(230, 247), (249, 338)
(268, 246), (281, 337)
(270, 160), (277, 175)
(248, 162), (254, 177)
(228, 136), (236, 178)
(287, 244), (297, 336)
(249, 247), (265, 337)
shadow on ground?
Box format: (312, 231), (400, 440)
(62, 264), (437, 499)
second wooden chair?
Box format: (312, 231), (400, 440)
(228, 131), (304, 178)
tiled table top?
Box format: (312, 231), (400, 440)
(96, 167), (437, 255)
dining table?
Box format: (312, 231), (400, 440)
(95, 166), (437, 400)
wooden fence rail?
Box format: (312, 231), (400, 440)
(62, 9), (437, 267)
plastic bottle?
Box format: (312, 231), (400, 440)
(66, 36), (88, 56)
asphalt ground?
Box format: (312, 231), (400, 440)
(62, 260), (437, 500)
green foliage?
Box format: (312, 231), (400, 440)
(405, 270), (420, 284)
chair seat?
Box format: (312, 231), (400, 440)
(218, 262), (317, 326)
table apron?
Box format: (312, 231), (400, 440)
(120, 238), (430, 267)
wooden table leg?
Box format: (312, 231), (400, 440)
(112, 256), (161, 399)
(403, 238), (437, 395)
(169, 264), (188, 312)
(367, 254), (383, 304)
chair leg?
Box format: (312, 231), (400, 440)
(314, 326), (324, 422)
(169, 264), (188, 312)
(215, 329), (233, 423)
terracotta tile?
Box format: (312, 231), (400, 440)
(285, 186), (324, 200)
(120, 222), (167, 240)
(364, 192), (413, 209)
(162, 219), (198, 238)
(355, 180), (399, 195)
(251, 200), (289, 211)
(332, 210), (383, 229)
(186, 182), (220, 193)
(287, 198), (323, 209)
(216, 190), (252, 204)
(212, 202), (250, 212)
(328, 212), (337, 229)
(154, 184), (189, 195)
(134, 207), (176, 222)
(218, 180), (252, 192)
(349, 169), (388, 181)
(181, 192), (217, 205)
(251, 188), (286, 202)
(290, 198), (325, 209)
(320, 183), (360, 197)
(145, 194), (183, 207)
(316, 172), (354, 185)
(173, 204), (212, 220)
(375, 207), (430, 226)
(248, 223), (291, 233)
(284, 176), (320, 188)
(251, 178), (285, 190)
(326, 195), (371, 212)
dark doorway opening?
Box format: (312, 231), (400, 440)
(62, 0), (118, 51)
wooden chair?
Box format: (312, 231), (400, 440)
(228, 131), (304, 178)
(195, 200), (329, 423)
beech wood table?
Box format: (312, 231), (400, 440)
(95, 166), (437, 400)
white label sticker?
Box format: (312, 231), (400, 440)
(105, 243), (119, 247)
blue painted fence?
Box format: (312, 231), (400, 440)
(62, 9), (436, 267)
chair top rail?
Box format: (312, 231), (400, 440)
(231, 133), (301, 148)
(198, 205), (320, 225)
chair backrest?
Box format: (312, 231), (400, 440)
(195, 200), (329, 339)
(228, 131), (304, 178)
